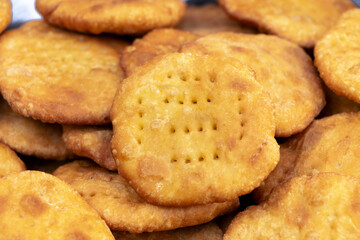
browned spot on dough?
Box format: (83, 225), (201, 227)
(138, 156), (169, 180)
(0, 196), (7, 215)
(348, 63), (360, 74)
(289, 206), (310, 228)
(249, 142), (266, 165)
(41, 179), (56, 192)
(227, 137), (237, 150)
(231, 46), (248, 53)
(231, 81), (251, 92)
(20, 194), (48, 216)
(66, 231), (90, 240)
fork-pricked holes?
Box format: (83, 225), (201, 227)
(170, 126), (176, 134)
(138, 111), (144, 118)
(213, 153), (219, 160)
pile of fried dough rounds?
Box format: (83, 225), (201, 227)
(1, 0), (360, 239)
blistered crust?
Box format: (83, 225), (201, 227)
(121, 28), (198, 77)
(111, 53), (279, 206)
(0, 21), (123, 125)
(181, 33), (325, 137)
(36, 0), (185, 35)
(0, 171), (114, 240)
(0, 0), (11, 33)
(177, 4), (255, 36)
(254, 112), (360, 202)
(225, 173), (360, 239)
(0, 142), (25, 178)
(62, 125), (116, 170)
(54, 160), (239, 233)
(0, 99), (73, 160)
(217, 0), (355, 48)
(315, 9), (360, 104)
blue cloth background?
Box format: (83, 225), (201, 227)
(9, 0), (360, 28)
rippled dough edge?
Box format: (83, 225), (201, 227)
(36, 0), (186, 35)
(315, 9), (360, 105)
(225, 173), (360, 240)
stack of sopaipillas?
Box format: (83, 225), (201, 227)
(0, 0), (360, 239)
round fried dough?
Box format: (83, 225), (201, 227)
(0, 142), (25, 178)
(0, 98), (73, 160)
(111, 53), (279, 206)
(181, 33), (325, 137)
(0, 0), (11, 34)
(225, 173), (360, 239)
(113, 222), (223, 240)
(54, 160), (239, 233)
(177, 4), (256, 36)
(254, 112), (360, 203)
(36, 0), (185, 35)
(217, 0), (355, 48)
(121, 28), (198, 77)
(62, 125), (116, 170)
(0, 21), (123, 125)
(315, 9), (360, 104)
(0, 171), (114, 240)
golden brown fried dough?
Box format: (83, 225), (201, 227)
(0, 171), (114, 240)
(113, 222), (223, 240)
(177, 4), (255, 36)
(54, 160), (239, 233)
(218, 0), (355, 48)
(36, 0), (185, 35)
(321, 86), (360, 117)
(0, 0), (11, 33)
(0, 142), (25, 178)
(254, 112), (360, 202)
(0, 98), (73, 160)
(111, 53), (279, 206)
(121, 28), (198, 77)
(315, 9), (360, 104)
(225, 173), (360, 239)
(181, 33), (325, 137)
(0, 21), (123, 125)
(62, 125), (115, 170)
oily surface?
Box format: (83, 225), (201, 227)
(36, 0), (185, 35)
(111, 53), (279, 206)
(62, 125), (116, 170)
(254, 113), (360, 203)
(0, 98), (73, 160)
(177, 4), (255, 36)
(0, 171), (114, 240)
(0, 21), (123, 125)
(54, 160), (239, 233)
(121, 28), (198, 77)
(217, 0), (355, 48)
(315, 9), (360, 104)
(0, 142), (25, 178)
(0, 0), (11, 33)
(113, 222), (223, 240)
(225, 173), (360, 239)
(181, 33), (325, 137)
